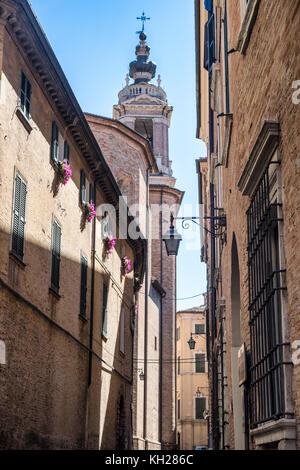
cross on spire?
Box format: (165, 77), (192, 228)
(136, 11), (150, 32)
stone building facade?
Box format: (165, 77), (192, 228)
(176, 306), (209, 450)
(86, 31), (184, 449)
(0, 0), (146, 450)
(195, 0), (300, 450)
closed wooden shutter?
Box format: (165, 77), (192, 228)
(12, 173), (27, 259)
(195, 353), (206, 373)
(102, 281), (108, 336)
(51, 121), (59, 162)
(80, 169), (86, 203)
(64, 141), (70, 164)
(195, 397), (206, 419)
(51, 220), (61, 292)
(80, 256), (88, 317)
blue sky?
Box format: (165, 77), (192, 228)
(29, 0), (207, 310)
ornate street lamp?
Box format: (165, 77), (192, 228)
(163, 214), (182, 256)
(196, 387), (202, 398)
(187, 333), (196, 350)
(163, 213), (226, 257)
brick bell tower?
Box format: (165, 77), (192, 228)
(113, 27), (183, 450)
(113, 31), (174, 177)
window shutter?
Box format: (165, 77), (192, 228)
(51, 121), (59, 162)
(12, 174), (27, 259)
(195, 324), (205, 334)
(80, 170), (86, 203)
(207, 14), (215, 72)
(51, 220), (61, 292)
(120, 308), (125, 353)
(64, 141), (70, 164)
(195, 353), (205, 373)
(89, 183), (94, 205)
(195, 397), (206, 419)
(178, 356), (181, 375)
(20, 72), (31, 119)
(80, 256), (88, 317)
(204, 22), (209, 70)
(102, 281), (108, 336)
(204, 0), (213, 13)
(178, 399), (181, 420)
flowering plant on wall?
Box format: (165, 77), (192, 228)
(134, 276), (142, 292)
(83, 202), (96, 222)
(104, 236), (116, 255)
(121, 256), (132, 275)
(57, 159), (72, 185)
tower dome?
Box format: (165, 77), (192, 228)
(129, 32), (157, 84)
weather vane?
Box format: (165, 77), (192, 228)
(136, 11), (150, 33)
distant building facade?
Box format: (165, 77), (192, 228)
(176, 306), (209, 450)
(0, 0), (145, 450)
(195, 0), (300, 450)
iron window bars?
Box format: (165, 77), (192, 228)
(247, 161), (289, 428)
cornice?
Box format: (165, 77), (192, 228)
(238, 120), (280, 197)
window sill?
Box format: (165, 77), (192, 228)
(79, 314), (88, 323)
(102, 332), (108, 342)
(16, 107), (33, 134)
(49, 287), (61, 300)
(236, 0), (260, 54)
(9, 251), (26, 269)
(250, 418), (296, 448)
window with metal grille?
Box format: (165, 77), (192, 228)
(195, 324), (205, 335)
(195, 353), (206, 373)
(12, 173), (27, 260)
(102, 281), (108, 336)
(51, 121), (59, 162)
(80, 256), (88, 317)
(20, 72), (31, 119)
(247, 161), (288, 428)
(51, 220), (61, 293)
(177, 356), (181, 375)
(195, 397), (206, 419)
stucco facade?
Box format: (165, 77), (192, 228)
(0, 0), (145, 450)
(176, 307), (209, 450)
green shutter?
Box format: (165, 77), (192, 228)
(20, 72), (31, 119)
(12, 173), (26, 259)
(195, 353), (206, 373)
(195, 324), (205, 334)
(102, 281), (108, 336)
(51, 121), (59, 161)
(51, 220), (61, 292)
(80, 170), (86, 203)
(195, 398), (206, 419)
(80, 256), (88, 317)
(89, 183), (94, 205)
(64, 141), (70, 163)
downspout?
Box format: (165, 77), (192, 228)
(143, 168), (150, 447)
(88, 182), (97, 386)
(159, 188), (164, 447)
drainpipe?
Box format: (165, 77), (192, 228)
(143, 168), (150, 448)
(88, 182), (97, 387)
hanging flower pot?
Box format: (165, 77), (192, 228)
(134, 276), (142, 292)
(121, 256), (132, 275)
(83, 202), (96, 222)
(104, 236), (116, 255)
(57, 159), (72, 185)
